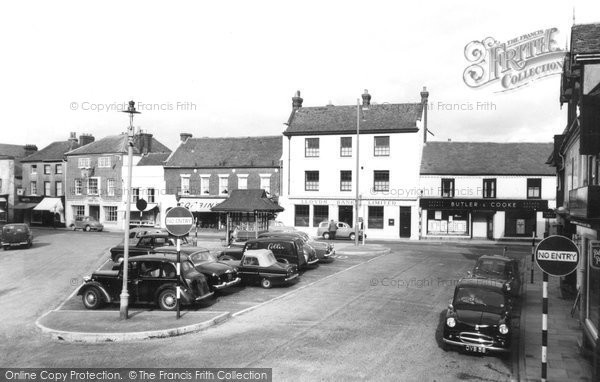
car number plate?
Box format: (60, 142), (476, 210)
(465, 345), (486, 354)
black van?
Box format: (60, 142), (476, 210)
(219, 237), (308, 268)
(1, 223), (33, 250)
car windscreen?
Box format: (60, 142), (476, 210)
(258, 252), (278, 267)
(189, 251), (217, 264)
(475, 260), (510, 277)
(454, 287), (506, 312)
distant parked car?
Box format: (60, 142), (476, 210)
(218, 237), (313, 268)
(443, 278), (513, 354)
(1, 223), (33, 250)
(221, 249), (299, 288)
(78, 253), (213, 311)
(468, 255), (521, 296)
(268, 220), (297, 233)
(258, 231), (335, 263)
(317, 221), (364, 240)
(71, 216), (104, 232)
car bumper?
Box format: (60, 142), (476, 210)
(193, 291), (214, 301)
(442, 337), (509, 353)
(2, 241), (29, 246)
(285, 273), (299, 282)
(307, 258), (320, 265)
(212, 277), (242, 290)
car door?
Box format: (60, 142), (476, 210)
(338, 222), (350, 238)
(136, 260), (166, 302)
(240, 255), (260, 284)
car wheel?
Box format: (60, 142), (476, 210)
(323, 232), (330, 240)
(261, 278), (272, 289)
(84, 225), (91, 232)
(27, 240), (32, 248)
(71, 225), (77, 231)
(349, 233), (356, 241)
(82, 287), (103, 310)
(158, 289), (178, 311)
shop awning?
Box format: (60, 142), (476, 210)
(33, 197), (64, 212)
(0, 208), (5, 213)
(211, 189), (284, 213)
(0, 196), (7, 202)
(13, 202), (38, 210)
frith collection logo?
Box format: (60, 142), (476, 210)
(463, 28), (565, 92)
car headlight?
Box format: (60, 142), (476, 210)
(505, 283), (511, 291)
(446, 317), (456, 327)
(499, 324), (509, 334)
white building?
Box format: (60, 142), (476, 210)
(419, 141), (556, 239)
(278, 89), (429, 240)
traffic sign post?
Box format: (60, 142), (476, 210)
(535, 235), (580, 382)
(165, 207), (194, 319)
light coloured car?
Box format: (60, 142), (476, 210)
(71, 216), (104, 232)
(317, 221), (364, 240)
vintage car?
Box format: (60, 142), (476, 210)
(110, 233), (191, 263)
(1, 223), (33, 250)
(218, 237), (312, 268)
(443, 278), (513, 354)
(126, 227), (165, 245)
(258, 231), (334, 263)
(317, 221), (365, 240)
(78, 253), (213, 311)
(267, 220), (297, 233)
(222, 249), (299, 288)
(185, 249), (241, 291)
(71, 216), (104, 232)
(468, 255), (521, 296)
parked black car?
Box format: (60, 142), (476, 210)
(110, 233), (192, 263)
(219, 237), (311, 268)
(78, 253), (213, 311)
(468, 255), (521, 296)
(185, 249), (241, 291)
(1, 223), (33, 250)
(443, 278), (513, 354)
(221, 249), (299, 288)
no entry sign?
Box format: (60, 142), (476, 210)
(535, 235), (580, 277)
(165, 206), (194, 237)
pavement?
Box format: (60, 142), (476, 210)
(35, 241), (390, 343)
(519, 266), (593, 381)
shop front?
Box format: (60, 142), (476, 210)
(178, 196), (226, 229)
(420, 198), (549, 240)
(13, 195), (43, 225)
(32, 197), (65, 227)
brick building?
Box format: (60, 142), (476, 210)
(163, 134), (282, 229)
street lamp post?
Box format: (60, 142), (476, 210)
(119, 100), (140, 320)
(355, 90), (370, 246)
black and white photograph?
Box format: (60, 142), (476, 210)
(1, 1), (600, 381)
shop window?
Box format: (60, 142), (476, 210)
(340, 137), (352, 157)
(74, 205), (85, 218)
(305, 171), (319, 191)
(426, 210), (469, 235)
(305, 138), (320, 157)
(44, 165), (51, 175)
(340, 171), (352, 191)
(368, 206), (384, 229)
(374, 136), (390, 156)
(483, 178), (496, 198)
(504, 210), (535, 237)
(441, 178), (455, 198)
(373, 171), (389, 192)
(295, 205), (309, 227)
(105, 206), (118, 222)
(527, 178), (541, 199)
(313, 205), (329, 227)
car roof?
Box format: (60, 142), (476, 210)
(476, 255), (514, 263)
(456, 277), (506, 290)
(125, 253), (187, 262)
(248, 237), (298, 244)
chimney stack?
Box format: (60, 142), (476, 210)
(180, 133), (192, 142)
(420, 86), (430, 143)
(362, 89), (371, 108)
(79, 134), (95, 146)
(292, 90), (303, 110)
(24, 144), (38, 157)
(135, 132), (153, 154)
(68, 132), (78, 143)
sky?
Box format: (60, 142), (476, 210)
(1, 0), (599, 151)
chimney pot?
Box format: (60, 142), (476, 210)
(79, 134), (95, 147)
(180, 133), (192, 142)
(361, 89), (371, 107)
(292, 90), (303, 109)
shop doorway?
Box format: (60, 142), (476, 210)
(487, 217), (494, 239)
(89, 205), (100, 221)
(338, 206), (353, 226)
(399, 206), (411, 238)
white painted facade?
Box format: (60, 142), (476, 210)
(278, 126), (424, 240)
(419, 174), (556, 239)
